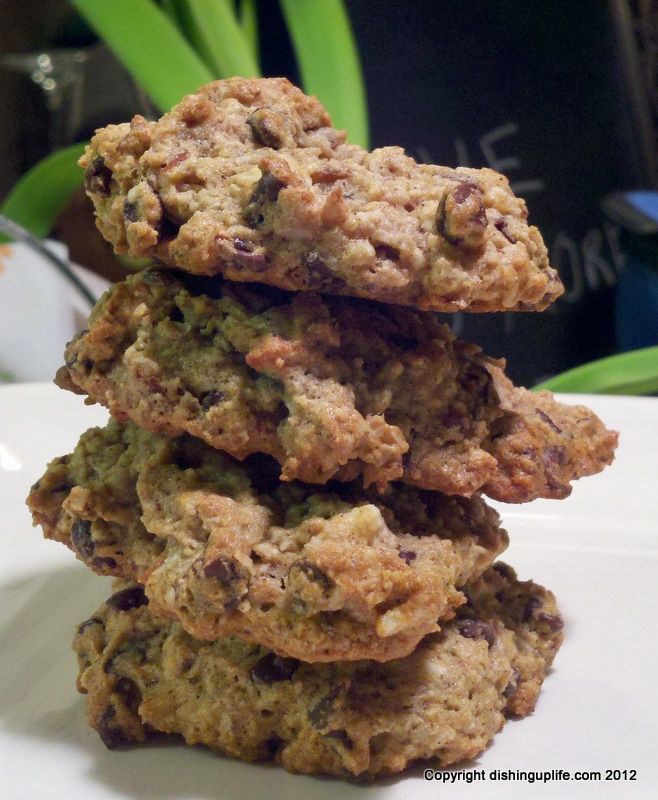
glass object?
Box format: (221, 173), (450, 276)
(1, 47), (92, 149)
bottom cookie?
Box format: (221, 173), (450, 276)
(73, 563), (563, 779)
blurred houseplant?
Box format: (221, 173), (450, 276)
(1, 0), (369, 238)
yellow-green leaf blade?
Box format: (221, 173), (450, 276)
(0, 144), (86, 240)
(181, 0), (260, 78)
(280, 0), (369, 148)
(71, 0), (213, 112)
(534, 347), (658, 396)
(239, 0), (259, 59)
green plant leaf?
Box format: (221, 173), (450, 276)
(70, 0), (213, 112)
(534, 347), (658, 396)
(239, 0), (259, 59)
(180, 0), (260, 78)
(279, 0), (369, 148)
(0, 143), (86, 241)
(159, 0), (186, 28)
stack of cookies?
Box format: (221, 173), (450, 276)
(28, 78), (617, 779)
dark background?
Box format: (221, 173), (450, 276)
(1, 0), (655, 384)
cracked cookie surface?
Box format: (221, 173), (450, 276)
(58, 268), (617, 500)
(80, 77), (562, 312)
(73, 564), (563, 778)
(28, 419), (507, 662)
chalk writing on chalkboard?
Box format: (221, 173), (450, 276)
(416, 121), (625, 333)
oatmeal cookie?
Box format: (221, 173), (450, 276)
(28, 420), (507, 662)
(79, 77), (562, 312)
(73, 564), (562, 777)
(58, 268), (617, 499)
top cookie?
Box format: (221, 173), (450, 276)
(80, 77), (562, 312)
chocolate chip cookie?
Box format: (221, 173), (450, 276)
(29, 419), (508, 662)
(57, 268), (617, 499)
(80, 77), (562, 312)
(73, 564), (563, 777)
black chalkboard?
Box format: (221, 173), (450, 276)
(261, 0), (647, 384)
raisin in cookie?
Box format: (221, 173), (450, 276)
(58, 268), (617, 499)
(28, 419), (507, 662)
(80, 77), (562, 313)
(73, 564), (563, 778)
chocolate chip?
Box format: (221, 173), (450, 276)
(223, 593), (246, 612)
(104, 644), (147, 675)
(459, 362), (489, 395)
(115, 677), (142, 714)
(457, 619), (496, 647)
(262, 733), (284, 758)
(84, 156), (112, 196)
(536, 409), (562, 433)
(398, 549), (417, 565)
(308, 686), (341, 729)
(522, 595), (543, 622)
(543, 445), (567, 469)
(453, 182), (477, 205)
(502, 667), (521, 698)
(247, 108), (286, 149)
(542, 445), (569, 493)
(494, 217), (517, 244)
(92, 556), (118, 571)
(244, 172), (285, 227)
(325, 729), (353, 750)
(224, 237), (268, 271)
(237, 253), (270, 272)
(250, 653), (299, 684)
(51, 481), (72, 493)
(106, 586), (148, 612)
(76, 617), (103, 635)
(300, 253), (345, 292)
(200, 390), (225, 410)
(289, 559), (333, 591)
(71, 519), (94, 559)
(97, 706), (132, 749)
(436, 182), (487, 248)
(123, 201), (139, 223)
(538, 612), (564, 631)
(233, 237), (253, 252)
(493, 562), (515, 581)
(203, 557), (241, 585)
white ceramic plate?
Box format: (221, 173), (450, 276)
(0, 242), (110, 382)
(1, 384), (656, 800)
